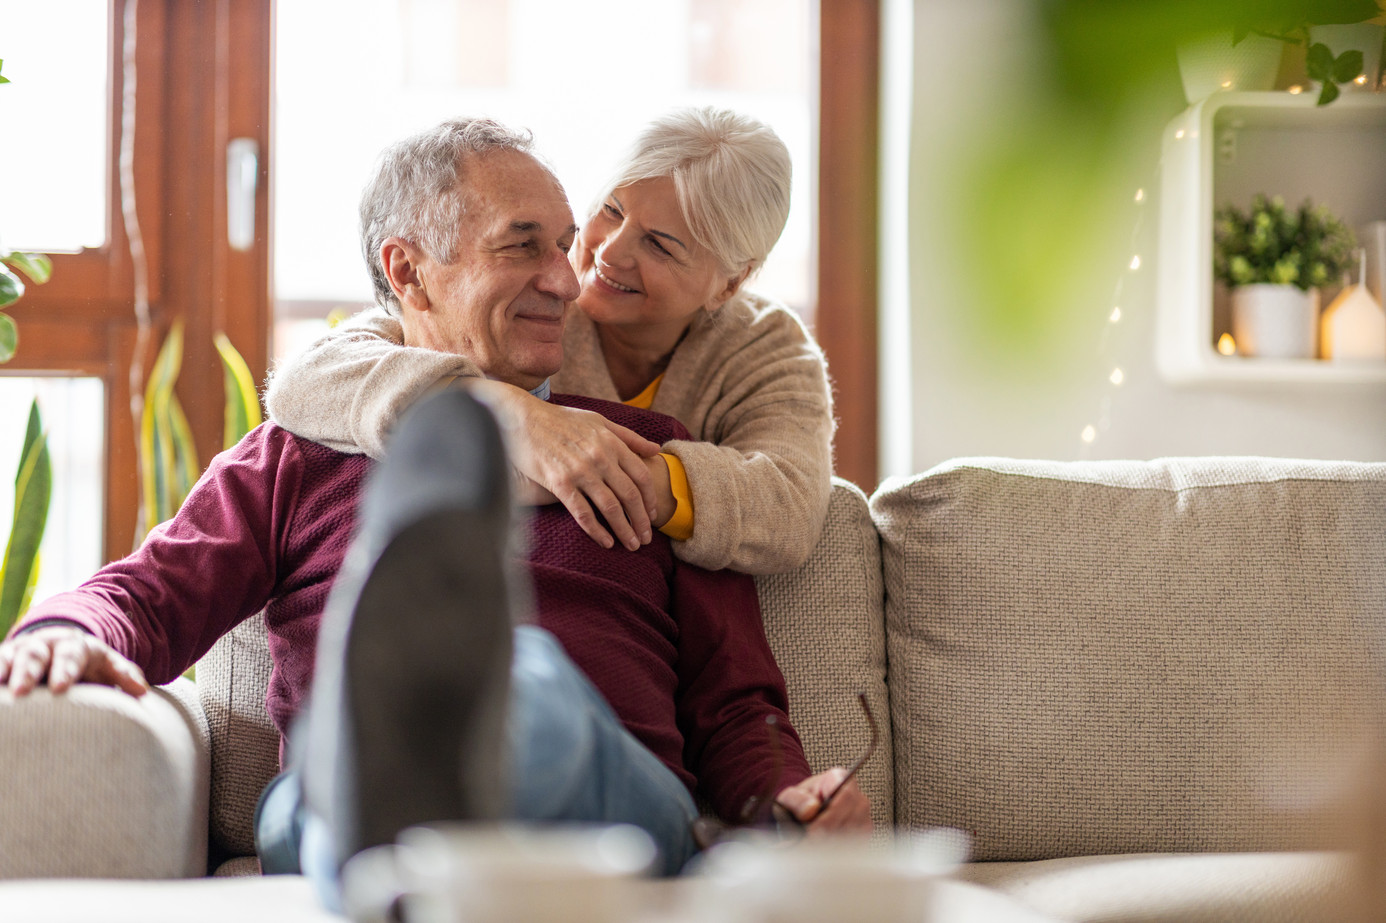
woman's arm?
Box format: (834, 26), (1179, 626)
(659, 298), (835, 575)
(266, 307), (665, 550)
(264, 307), (480, 458)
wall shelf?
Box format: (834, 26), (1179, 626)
(1155, 91), (1386, 386)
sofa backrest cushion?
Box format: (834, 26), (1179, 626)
(199, 613), (280, 859)
(198, 478), (893, 853)
(755, 478), (893, 831)
(872, 457), (1386, 861)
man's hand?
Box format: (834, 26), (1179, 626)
(469, 379), (663, 551)
(776, 768), (872, 836)
(0, 626), (148, 698)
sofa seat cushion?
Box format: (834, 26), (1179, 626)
(872, 458), (1386, 861)
(953, 851), (1364, 923)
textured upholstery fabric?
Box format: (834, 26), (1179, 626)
(872, 457), (1386, 861)
(198, 614), (280, 859)
(0, 678), (209, 878)
(755, 478), (893, 831)
(0, 875), (343, 923)
(953, 851), (1364, 923)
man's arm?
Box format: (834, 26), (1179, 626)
(1, 425), (296, 693)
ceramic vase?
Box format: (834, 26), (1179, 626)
(1230, 284), (1318, 358)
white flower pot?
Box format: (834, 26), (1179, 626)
(1176, 32), (1283, 104)
(1231, 284), (1319, 359)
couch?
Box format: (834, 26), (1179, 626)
(1, 456), (1383, 922)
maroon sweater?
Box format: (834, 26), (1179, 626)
(18, 395), (809, 819)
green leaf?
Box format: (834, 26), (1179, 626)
(140, 321), (188, 538)
(1317, 79), (1341, 106)
(1, 251), (52, 285)
(1306, 42), (1336, 80)
(1332, 49), (1364, 83)
(0, 58), (8, 85)
(0, 265), (23, 308)
(0, 400), (52, 634)
(0, 313), (15, 363)
(214, 332), (262, 449)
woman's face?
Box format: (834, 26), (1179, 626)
(572, 177), (742, 343)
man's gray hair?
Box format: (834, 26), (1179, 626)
(360, 118), (538, 313)
(593, 107), (792, 276)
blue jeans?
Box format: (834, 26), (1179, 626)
(257, 627), (699, 905)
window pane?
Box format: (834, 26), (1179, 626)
(0, 378), (104, 606)
(272, 0), (815, 358)
(0, 0), (109, 252)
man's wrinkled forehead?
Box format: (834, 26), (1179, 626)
(456, 150), (574, 229)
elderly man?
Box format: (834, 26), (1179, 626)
(0, 118), (868, 910)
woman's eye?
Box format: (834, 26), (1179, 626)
(648, 237), (670, 257)
(602, 203), (620, 218)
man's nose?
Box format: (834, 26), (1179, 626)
(539, 249), (581, 301)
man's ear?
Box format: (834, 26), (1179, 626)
(707, 265), (753, 311)
(382, 238), (430, 312)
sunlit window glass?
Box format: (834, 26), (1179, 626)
(0, 0), (109, 253)
(273, 0), (814, 361)
(0, 378), (104, 604)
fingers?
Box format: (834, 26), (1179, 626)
(3, 635), (53, 696)
(777, 769), (872, 835)
(554, 486), (616, 550)
(0, 630), (148, 698)
(604, 419), (662, 458)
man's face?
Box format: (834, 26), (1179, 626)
(405, 150), (580, 390)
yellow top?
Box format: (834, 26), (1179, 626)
(622, 373), (693, 541)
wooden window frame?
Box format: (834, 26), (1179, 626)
(3, 0), (272, 562)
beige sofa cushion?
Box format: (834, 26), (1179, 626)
(872, 457), (1386, 861)
(756, 478), (893, 831)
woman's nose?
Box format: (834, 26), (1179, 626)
(597, 223), (637, 267)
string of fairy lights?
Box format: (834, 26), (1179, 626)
(1079, 183), (1150, 455)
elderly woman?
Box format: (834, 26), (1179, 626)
(265, 107), (832, 575)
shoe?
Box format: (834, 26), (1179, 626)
(301, 390), (519, 873)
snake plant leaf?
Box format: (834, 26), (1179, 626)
(214, 332), (262, 449)
(138, 320), (200, 540)
(0, 313), (16, 363)
(0, 58), (9, 85)
(2, 251), (53, 285)
(0, 265), (22, 309)
(0, 400), (52, 634)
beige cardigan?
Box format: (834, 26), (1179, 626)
(263, 292), (835, 574)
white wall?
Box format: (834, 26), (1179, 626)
(880, 0), (1386, 479)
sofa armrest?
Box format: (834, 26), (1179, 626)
(0, 677), (210, 878)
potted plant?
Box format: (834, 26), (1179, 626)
(1176, 0), (1383, 105)
(1214, 193), (1357, 358)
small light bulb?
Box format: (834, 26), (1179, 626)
(1129, 255), (1141, 271)
(1081, 425), (1097, 444)
(1109, 307), (1122, 323)
(1109, 368), (1125, 386)
(1175, 129), (1186, 139)
(1354, 74), (1369, 86)
(1221, 80), (1232, 89)
(1288, 85), (1303, 95)
(1217, 333), (1237, 356)
(1134, 188), (1145, 203)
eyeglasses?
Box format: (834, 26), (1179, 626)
(691, 692), (879, 850)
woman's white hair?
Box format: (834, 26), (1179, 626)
(595, 107), (792, 277)
(359, 117), (539, 314)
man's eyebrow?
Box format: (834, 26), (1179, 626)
(611, 194), (687, 252)
(506, 221), (580, 238)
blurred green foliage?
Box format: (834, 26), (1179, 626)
(943, 0), (1381, 365)
(1215, 194), (1357, 289)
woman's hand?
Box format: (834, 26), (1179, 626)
(469, 380), (663, 551)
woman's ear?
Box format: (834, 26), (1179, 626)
(707, 265), (753, 311)
(382, 238), (430, 312)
